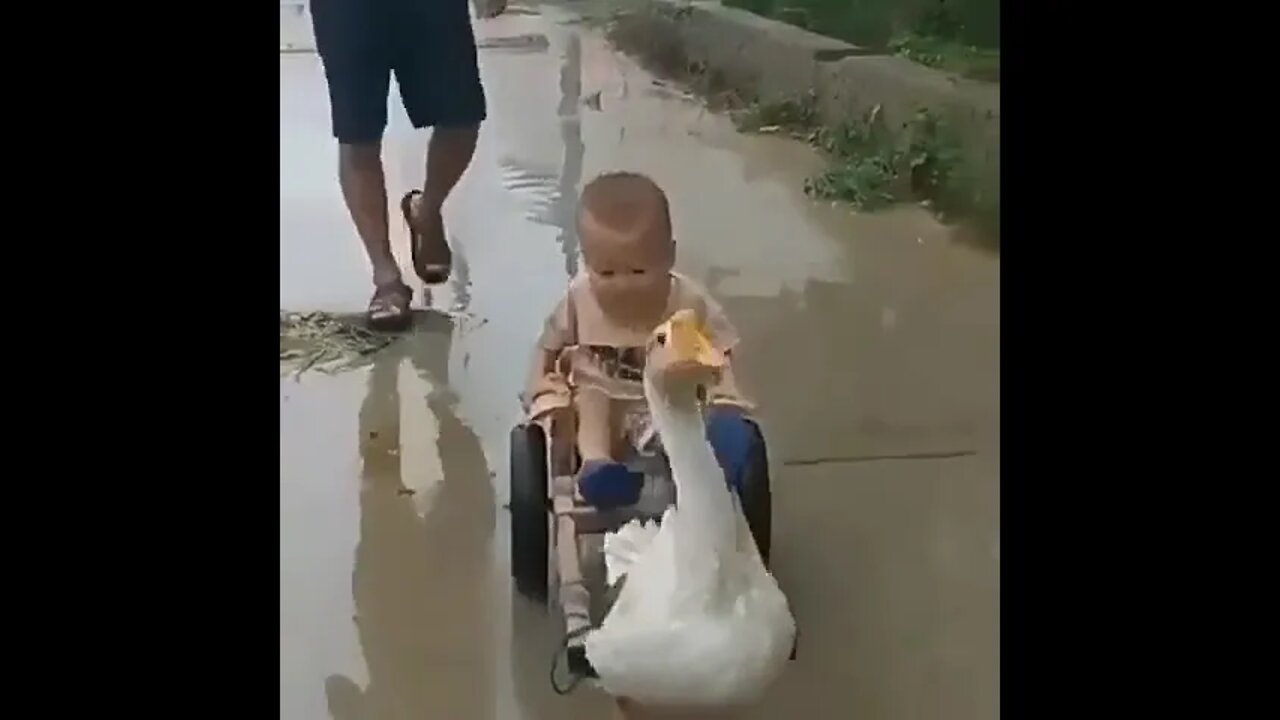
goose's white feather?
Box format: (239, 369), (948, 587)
(585, 374), (795, 708)
(604, 518), (660, 587)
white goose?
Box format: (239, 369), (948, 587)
(585, 309), (796, 710)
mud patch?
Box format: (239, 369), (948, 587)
(477, 33), (551, 53)
(498, 4), (543, 16)
(279, 311), (394, 377)
(604, 11), (750, 114)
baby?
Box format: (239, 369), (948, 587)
(524, 171), (755, 508)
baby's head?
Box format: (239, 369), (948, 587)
(578, 171), (675, 316)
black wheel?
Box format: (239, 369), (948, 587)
(739, 418), (772, 566)
(510, 423), (550, 602)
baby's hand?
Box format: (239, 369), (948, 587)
(522, 372), (570, 412)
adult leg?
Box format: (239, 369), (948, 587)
(339, 145), (402, 290)
(400, 127), (479, 284)
(392, 0), (487, 285)
(312, 0), (411, 329)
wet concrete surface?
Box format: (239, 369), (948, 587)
(280, 2), (998, 719)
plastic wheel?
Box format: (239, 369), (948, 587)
(510, 423), (550, 602)
(739, 418), (772, 566)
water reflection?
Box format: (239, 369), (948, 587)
(555, 32), (586, 277)
(324, 318), (497, 720)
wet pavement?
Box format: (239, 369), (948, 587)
(280, 2), (999, 719)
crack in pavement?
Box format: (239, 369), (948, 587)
(782, 450), (978, 467)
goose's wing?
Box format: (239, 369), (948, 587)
(603, 518), (661, 587)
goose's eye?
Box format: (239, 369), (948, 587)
(654, 331), (667, 346)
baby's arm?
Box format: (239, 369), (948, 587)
(696, 288), (756, 412)
(708, 355), (754, 411)
(574, 387), (616, 463)
(524, 348), (562, 406)
(522, 295), (574, 418)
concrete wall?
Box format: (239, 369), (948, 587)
(608, 0), (999, 219)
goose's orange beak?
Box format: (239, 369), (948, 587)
(664, 309), (726, 370)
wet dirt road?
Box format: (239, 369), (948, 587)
(280, 2), (999, 719)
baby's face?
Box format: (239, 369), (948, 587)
(580, 213), (674, 318)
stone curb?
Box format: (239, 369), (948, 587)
(607, 0), (999, 219)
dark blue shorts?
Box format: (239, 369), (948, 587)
(310, 0), (487, 144)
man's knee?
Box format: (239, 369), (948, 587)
(432, 125), (480, 145)
(339, 142), (381, 168)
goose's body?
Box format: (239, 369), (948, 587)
(584, 312), (795, 709)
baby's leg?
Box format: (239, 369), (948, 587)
(705, 404), (756, 496)
(575, 388), (643, 508)
(575, 387), (615, 463)
(546, 406), (578, 476)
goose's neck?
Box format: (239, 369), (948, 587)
(645, 375), (736, 545)
(646, 379), (705, 456)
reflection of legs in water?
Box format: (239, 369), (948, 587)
(555, 33), (585, 277)
(357, 353), (404, 485)
(411, 334), (497, 719)
(324, 353), (404, 720)
(398, 312), (455, 396)
(324, 322), (497, 719)
(416, 312), (494, 544)
(323, 675), (364, 720)
(448, 245), (472, 313)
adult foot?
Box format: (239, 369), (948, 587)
(367, 280), (413, 332)
(400, 190), (452, 285)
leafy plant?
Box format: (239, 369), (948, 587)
(790, 105), (963, 213)
(733, 92), (820, 133)
(888, 33), (1000, 82)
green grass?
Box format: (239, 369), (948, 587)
(888, 33), (1000, 82)
(724, 0), (1000, 82)
(602, 2), (998, 241)
(736, 98), (969, 217)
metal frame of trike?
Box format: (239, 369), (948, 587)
(532, 411), (675, 679)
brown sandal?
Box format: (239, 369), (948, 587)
(401, 190), (452, 285)
(367, 280), (413, 332)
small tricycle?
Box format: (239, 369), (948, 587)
(508, 403), (779, 684)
